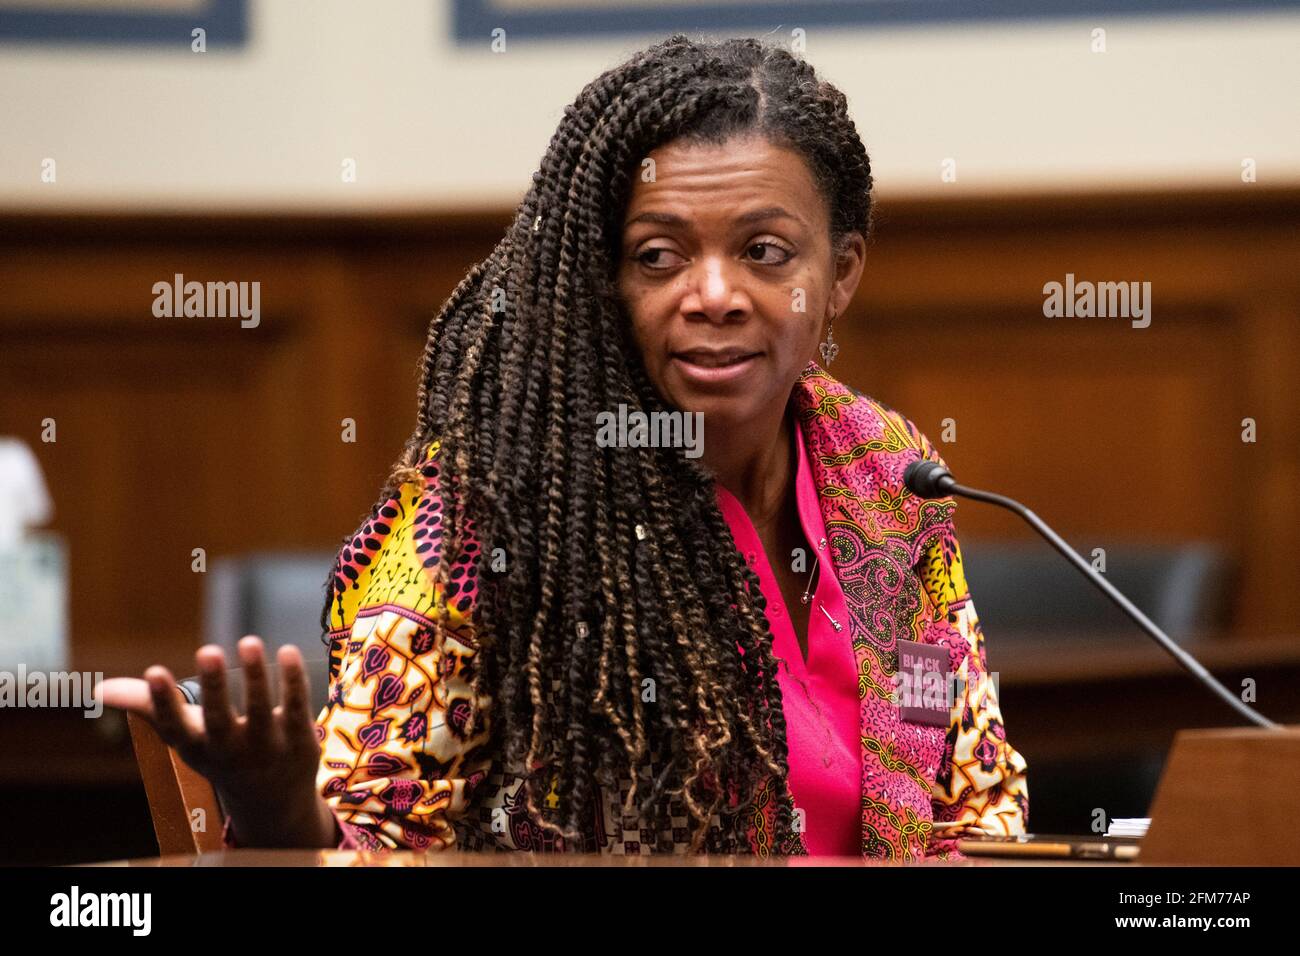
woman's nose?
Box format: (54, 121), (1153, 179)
(683, 257), (749, 322)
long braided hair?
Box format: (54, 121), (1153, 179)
(321, 33), (874, 852)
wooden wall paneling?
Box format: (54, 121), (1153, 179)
(834, 198), (1294, 639)
(0, 191), (1296, 688)
(1237, 296), (1300, 631)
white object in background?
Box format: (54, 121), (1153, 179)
(1106, 818), (1151, 838)
(0, 438), (53, 549)
(0, 439), (66, 671)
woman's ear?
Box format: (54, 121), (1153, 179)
(828, 230), (867, 319)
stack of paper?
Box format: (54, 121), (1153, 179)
(1106, 818), (1150, 838)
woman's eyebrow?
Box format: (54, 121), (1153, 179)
(624, 206), (807, 228)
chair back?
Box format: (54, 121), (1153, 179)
(959, 539), (1233, 641)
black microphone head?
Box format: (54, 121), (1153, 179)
(904, 458), (955, 499)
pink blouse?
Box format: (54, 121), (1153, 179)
(714, 416), (862, 857)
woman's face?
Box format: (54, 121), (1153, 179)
(616, 133), (865, 430)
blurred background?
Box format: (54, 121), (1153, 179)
(1, 0), (1298, 863)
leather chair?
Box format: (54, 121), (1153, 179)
(958, 539), (1233, 642)
(958, 539), (1234, 833)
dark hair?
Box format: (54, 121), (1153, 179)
(322, 33), (874, 852)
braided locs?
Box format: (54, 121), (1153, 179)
(321, 34), (874, 853)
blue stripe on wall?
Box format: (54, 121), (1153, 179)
(0, 0), (247, 46)
(452, 0), (1300, 43)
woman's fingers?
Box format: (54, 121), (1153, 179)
(93, 676), (154, 715)
(275, 644), (315, 731)
(144, 665), (203, 751)
(196, 645), (236, 747)
(238, 635), (274, 731)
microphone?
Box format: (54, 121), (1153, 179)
(903, 458), (1280, 730)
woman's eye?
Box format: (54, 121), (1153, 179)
(636, 247), (684, 269)
(746, 241), (794, 265)
(633, 242), (792, 269)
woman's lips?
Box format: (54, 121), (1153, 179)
(670, 351), (762, 386)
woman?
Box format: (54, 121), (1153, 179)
(98, 34), (1028, 860)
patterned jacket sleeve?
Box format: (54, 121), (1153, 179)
(904, 424), (1030, 854)
(308, 441), (494, 851)
(918, 528), (1030, 842)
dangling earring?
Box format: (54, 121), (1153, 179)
(819, 310), (840, 366)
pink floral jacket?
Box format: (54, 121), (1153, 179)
(235, 363), (1028, 860)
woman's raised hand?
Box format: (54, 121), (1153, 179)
(94, 636), (338, 848)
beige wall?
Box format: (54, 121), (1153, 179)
(1, 1), (1297, 211)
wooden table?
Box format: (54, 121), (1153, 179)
(86, 848), (1138, 867)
